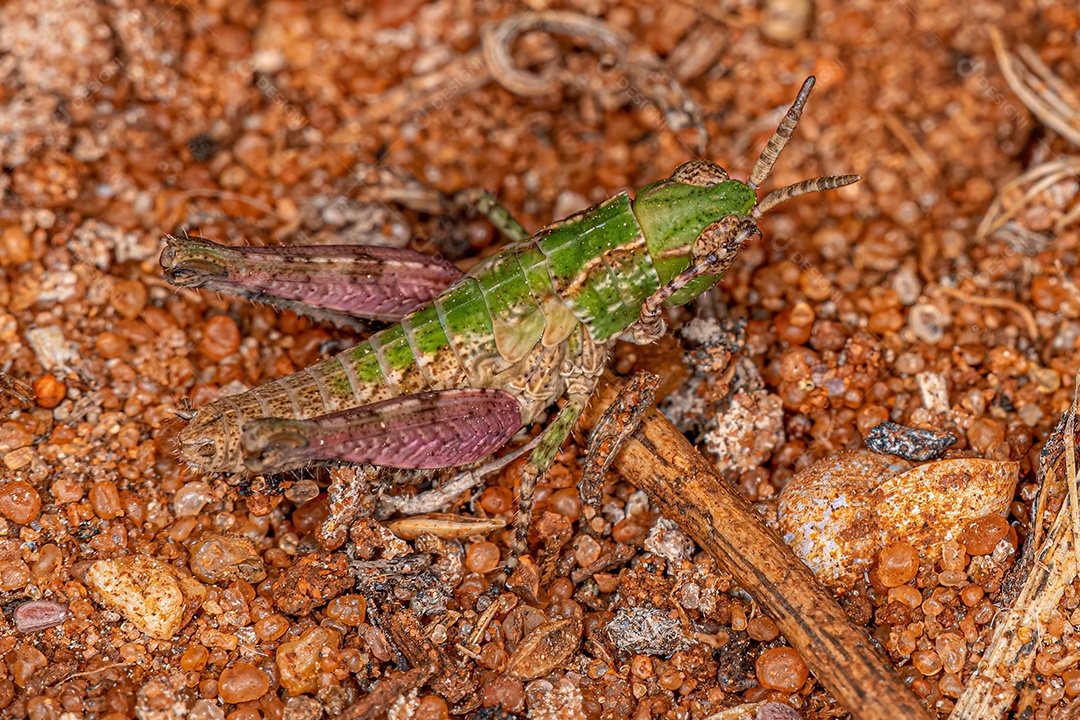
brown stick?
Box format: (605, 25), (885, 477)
(579, 373), (931, 720)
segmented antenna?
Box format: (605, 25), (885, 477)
(748, 76), (817, 190)
(755, 174), (861, 216)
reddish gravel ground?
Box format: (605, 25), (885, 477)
(0, 1), (1079, 719)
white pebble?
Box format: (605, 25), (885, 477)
(86, 555), (206, 639)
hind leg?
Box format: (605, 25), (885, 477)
(507, 325), (608, 572)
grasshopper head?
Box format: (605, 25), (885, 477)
(634, 76), (859, 308)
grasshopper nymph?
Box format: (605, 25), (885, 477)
(162, 76), (858, 566)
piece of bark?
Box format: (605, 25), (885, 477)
(579, 372), (930, 720)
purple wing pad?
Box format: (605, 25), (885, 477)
(160, 234), (462, 326)
(240, 388), (523, 473)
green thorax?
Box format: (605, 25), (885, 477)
(533, 192), (660, 342)
(388, 179), (758, 372)
(632, 179), (757, 306)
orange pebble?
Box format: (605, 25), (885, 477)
(218, 662), (269, 704)
(876, 541), (919, 587)
(33, 374), (66, 409)
(958, 514), (1010, 555)
(755, 647), (809, 692)
(466, 541), (500, 574)
(0, 481), (41, 524)
(199, 316), (242, 361)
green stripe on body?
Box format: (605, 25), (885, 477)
(434, 277), (513, 385)
(369, 325), (428, 396)
(400, 303), (466, 391)
(536, 192), (651, 342)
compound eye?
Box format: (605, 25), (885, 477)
(672, 160), (728, 187)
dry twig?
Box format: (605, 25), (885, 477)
(363, 11), (708, 151)
(977, 28), (1080, 248)
(976, 156), (1080, 241)
(0, 372), (35, 409)
(991, 26), (1080, 147)
(580, 372), (931, 720)
(936, 284), (1040, 341)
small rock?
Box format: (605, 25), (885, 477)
(1018, 403), (1043, 427)
(606, 607), (690, 655)
(1030, 366), (1061, 393)
(756, 647), (809, 692)
(0, 480), (41, 523)
(136, 677), (188, 720)
(272, 552), (352, 615)
(908, 303), (946, 344)
(198, 316), (241, 361)
(891, 266), (922, 305)
(7, 645), (47, 687)
(187, 699), (225, 720)
(779, 451), (1018, 591)
(111, 278), (148, 319)
(86, 555), (206, 639)
(0, 226), (32, 265)
(233, 134), (270, 176)
(865, 421), (957, 461)
(277, 625), (341, 695)
(173, 481), (214, 517)
(761, 0), (812, 43)
(704, 389), (785, 472)
(283, 695), (324, 720)
(348, 517), (409, 560)
(916, 371), (950, 414)
(551, 190), (589, 220)
(643, 517), (695, 567)
(32, 374), (66, 409)
(36, 270), (79, 304)
(3, 446), (35, 471)
(0, 423), (32, 453)
(189, 533), (266, 585)
(218, 662), (270, 703)
(523, 678), (585, 720)
(187, 133), (219, 162)
(26, 326), (77, 373)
